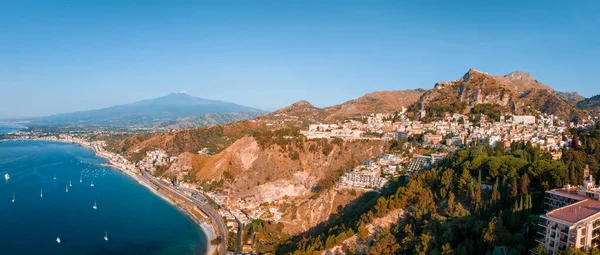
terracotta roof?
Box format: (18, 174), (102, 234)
(547, 199), (600, 224)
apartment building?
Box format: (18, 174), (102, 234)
(539, 172), (600, 254)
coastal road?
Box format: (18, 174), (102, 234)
(138, 171), (229, 255)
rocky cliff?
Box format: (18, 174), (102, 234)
(414, 69), (585, 121)
(166, 135), (387, 208)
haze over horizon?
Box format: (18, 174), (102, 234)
(1, 1), (599, 118)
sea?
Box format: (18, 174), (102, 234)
(0, 124), (207, 255)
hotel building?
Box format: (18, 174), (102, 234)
(539, 172), (600, 254)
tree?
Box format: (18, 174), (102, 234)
(459, 168), (471, 196)
(358, 226), (370, 242)
(491, 177), (501, 206)
(520, 173), (530, 195)
(441, 243), (453, 255)
(532, 241), (546, 255)
(416, 233), (434, 255)
(510, 177), (518, 198)
(366, 228), (400, 255)
(445, 192), (455, 216)
(483, 216), (511, 246)
(211, 236), (223, 245)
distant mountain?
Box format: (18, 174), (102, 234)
(577, 95), (600, 111)
(413, 69), (585, 121)
(268, 89), (425, 125)
(274, 100), (320, 115)
(28, 93), (267, 128)
(555, 91), (586, 104)
(323, 90), (424, 120)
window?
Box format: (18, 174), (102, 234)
(594, 219), (600, 229)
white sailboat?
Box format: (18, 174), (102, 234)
(93, 201), (97, 210)
(104, 231), (108, 241)
(66, 185), (69, 193)
(90, 180), (94, 187)
(80, 176), (82, 183)
(4, 173), (9, 181)
(56, 237), (61, 244)
(12, 192), (15, 203)
(40, 189), (43, 198)
(69, 180), (72, 187)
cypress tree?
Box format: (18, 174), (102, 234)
(491, 177), (501, 208)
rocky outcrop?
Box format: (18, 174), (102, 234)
(556, 91), (586, 104)
(414, 69), (584, 121)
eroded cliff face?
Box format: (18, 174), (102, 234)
(279, 188), (363, 234)
(166, 135), (387, 212)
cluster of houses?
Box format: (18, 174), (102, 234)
(300, 123), (364, 139)
(301, 111), (592, 155)
(406, 154), (446, 173)
(339, 156), (400, 189)
(318, 110), (598, 194)
(138, 149), (174, 173)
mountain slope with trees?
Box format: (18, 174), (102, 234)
(245, 123), (600, 255)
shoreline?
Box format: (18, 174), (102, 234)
(1, 138), (218, 255)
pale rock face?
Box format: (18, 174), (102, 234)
(233, 138), (260, 170)
(504, 71), (535, 82)
(434, 81), (453, 90)
(235, 180), (311, 208)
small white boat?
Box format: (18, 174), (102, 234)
(90, 180), (94, 187)
(40, 189), (43, 198)
(69, 180), (72, 187)
(12, 192), (15, 203)
(104, 231), (108, 241)
(53, 174), (56, 180)
(56, 237), (61, 244)
(93, 201), (97, 210)
(80, 176), (82, 183)
(4, 173), (9, 181)
(66, 185), (69, 193)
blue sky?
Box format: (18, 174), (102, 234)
(1, 1), (599, 118)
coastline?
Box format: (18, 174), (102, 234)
(2, 138), (218, 255)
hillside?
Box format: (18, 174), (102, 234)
(555, 91), (586, 104)
(26, 93), (267, 129)
(414, 69), (585, 121)
(263, 89), (424, 127)
(106, 120), (265, 158)
(164, 132), (388, 232)
(577, 95), (600, 111)
(323, 90), (424, 120)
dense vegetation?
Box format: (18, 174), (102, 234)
(244, 123), (600, 255)
(470, 103), (506, 122)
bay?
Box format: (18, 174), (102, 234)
(0, 125), (207, 255)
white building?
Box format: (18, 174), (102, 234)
(513, 115), (536, 125)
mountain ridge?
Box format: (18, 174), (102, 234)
(26, 92), (268, 129)
(414, 68), (585, 121)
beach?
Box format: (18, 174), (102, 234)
(3, 137), (218, 255)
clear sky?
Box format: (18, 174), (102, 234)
(1, 0), (599, 118)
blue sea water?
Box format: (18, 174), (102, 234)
(0, 126), (207, 255)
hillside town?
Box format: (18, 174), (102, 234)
(2, 108), (599, 255)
